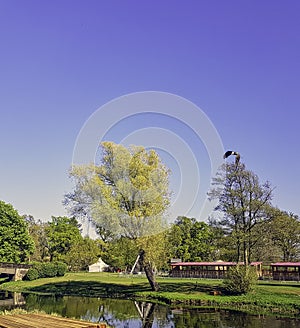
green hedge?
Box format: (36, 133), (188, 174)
(26, 262), (67, 281)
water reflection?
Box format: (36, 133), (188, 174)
(134, 302), (156, 328)
(0, 292), (25, 309)
(0, 293), (299, 328)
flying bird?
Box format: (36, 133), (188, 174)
(223, 150), (240, 165)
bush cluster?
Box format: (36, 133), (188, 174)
(223, 265), (258, 295)
(26, 262), (67, 281)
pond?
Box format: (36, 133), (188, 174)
(0, 292), (299, 328)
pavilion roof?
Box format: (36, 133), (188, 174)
(271, 262), (300, 267)
(171, 261), (262, 267)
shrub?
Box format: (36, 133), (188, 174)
(29, 262), (44, 278)
(223, 265), (258, 295)
(25, 262), (67, 280)
(25, 268), (39, 281)
(55, 262), (67, 276)
(42, 263), (57, 277)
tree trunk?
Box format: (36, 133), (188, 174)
(236, 238), (241, 263)
(244, 247), (249, 267)
(139, 249), (160, 291)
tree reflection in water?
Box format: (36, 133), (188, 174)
(134, 301), (156, 328)
(22, 294), (299, 328)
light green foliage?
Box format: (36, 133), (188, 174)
(46, 216), (82, 262)
(168, 217), (215, 262)
(64, 163), (103, 219)
(94, 142), (170, 238)
(67, 142), (170, 239)
(136, 232), (170, 271)
(66, 142), (171, 290)
(223, 265), (258, 295)
(0, 201), (34, 263)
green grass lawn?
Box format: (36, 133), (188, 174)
(1, 272), (300, 317)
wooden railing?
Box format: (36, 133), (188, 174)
(171, 269), (228, 279)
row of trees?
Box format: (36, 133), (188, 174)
(1, 204), (298, 272)
(0, 203), (103, 271)
(63, 142), (299, 291)
(26, 215), (104, 271)
(0, 142), (299, 291)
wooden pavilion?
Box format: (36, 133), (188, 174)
(270, 262), (300, 281)
(170, 261), (262, 279)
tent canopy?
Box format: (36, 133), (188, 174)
(88, 258), (109, 272)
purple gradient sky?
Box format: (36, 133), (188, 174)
(0, 1), (299, 222)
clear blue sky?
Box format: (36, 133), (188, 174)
(1, 1), (299, 223)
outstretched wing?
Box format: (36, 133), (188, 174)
(223, 150), (240, 164)
(223, 150), (234, 159)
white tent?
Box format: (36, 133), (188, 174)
(88, 258), (109, 272)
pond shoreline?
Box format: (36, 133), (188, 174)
(1, 272), (299, 319)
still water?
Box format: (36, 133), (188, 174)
(0, 292), (299, 328)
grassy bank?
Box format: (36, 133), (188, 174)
(1, 272), (300, 317)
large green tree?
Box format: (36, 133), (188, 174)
(46, 216), (83, 262)
(66, 142), (170, 290)
(209, 162), (273, 266)
(268, 209), (300, 261)
(104, 237), (139, 271)
(65, 236), (102, 271)
(168, 217), (215, 262)
(0, 201), (34, 263)
(25, 215), (50, 262)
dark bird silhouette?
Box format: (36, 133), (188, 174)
(223, 150), (240, 165)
